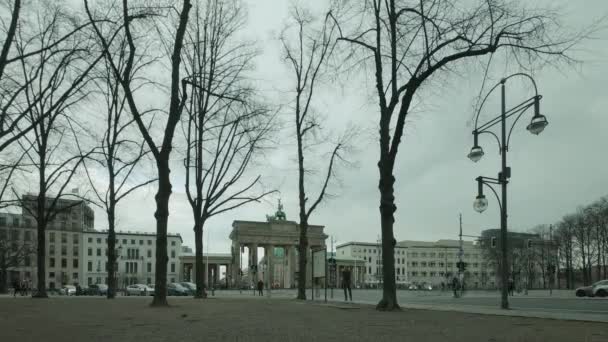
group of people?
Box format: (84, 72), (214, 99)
(11, 279), (31, 297)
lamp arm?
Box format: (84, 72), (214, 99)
(477, 130), (502, 154)
(506, 102), (536, 148)
(481, 179), (503, 214)
(474, 81), (503, 130)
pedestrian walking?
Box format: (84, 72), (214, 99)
(342, 267), (352, 301)
(12, 280), (20, 297)
(20, 280), (26, 296)
(257, 280), (264, 296)
(452, 276), (459, 298)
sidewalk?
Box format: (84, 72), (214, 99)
(0, 297), (606, 342)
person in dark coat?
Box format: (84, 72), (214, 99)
(342, 267), (352, 301)
(12, 280), (20, 297)
(257, 280), (264, 296)
(452, 276), (459, 298)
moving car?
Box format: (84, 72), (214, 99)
(179, 282), (197, 295)
(575, 280), (608, 297)
(168, 283), (189, 296)
(126, 284), (153, 296)
(86, 284), (108, 296)
(62, 285), (76, 296)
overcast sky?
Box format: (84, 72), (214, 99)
(85, 0), (608, 256)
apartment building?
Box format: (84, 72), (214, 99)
(81, 230), (183, 287)
(337, 239), (494, 289)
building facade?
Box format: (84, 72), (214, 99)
(1, 194), (184, 290)
(337, 239), (493, 289)
(1, 195), (95, 290)
(81, 230), (183, 287)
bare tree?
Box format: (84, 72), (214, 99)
(329, 0), (593, 310)
(181, 0), (274, 298)
(1, 0), (108, 154)
(78, 35), (156, 298)
(9, 1), (104, 297)
(281, 6), (351, 300)
(85, 0), (193, 306)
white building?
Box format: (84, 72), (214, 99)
(81, 230), (183, 287)
(337, 239), (493, 289)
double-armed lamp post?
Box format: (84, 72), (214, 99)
(467, 73), (548, 310)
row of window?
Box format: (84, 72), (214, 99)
(86, 248), (178, 258)
(48, 245), (78, 257)
(85, 260), (177, 274)
(48, 271), (78, 280)
(48, 257), (78, 268)
(87, 237), (178, 247)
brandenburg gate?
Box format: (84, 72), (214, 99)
(229, 202), (327, 289)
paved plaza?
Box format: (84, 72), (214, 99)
(1, 295), (607, 342)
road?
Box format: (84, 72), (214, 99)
(208, 288), (608, 319)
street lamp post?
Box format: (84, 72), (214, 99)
(468, 73), (548, 310)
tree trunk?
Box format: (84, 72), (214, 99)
(151, 159), (171, 306)
(0, 266), (7, 293)
(34, 189), (47, 298)
(194, 218), (205, 298)
(297, 219), (308, 300)
(107, 202), (117, 299)
(376, 156), (399, 311)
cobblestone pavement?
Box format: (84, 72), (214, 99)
(1, 296), (607, 342)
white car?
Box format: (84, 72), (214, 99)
(126, 284), (154, 296)
(62, 285), (76, 296)
(575, 280), (608, 297)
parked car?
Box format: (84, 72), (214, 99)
(420, 283), (433, 291)
(408, 284), (418, 290)
(179, 282), (197, 295)
(86, 284), (108, 296)
(168, 283), (189, 296)
(575, 280), (608, 297)
(62, 285), (76, 296)
(126, 284), (153, 296)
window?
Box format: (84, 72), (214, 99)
(49, 272), (55, 278)
(148, 240), (152, 246)
(97, 238), (101, 244)
(122, 239), (127, 244)
(397, 268), (400, 275)
(88, 277), (92, 285)
(49, 232), (55, 243)
(88, 248), (92, 256)
(420, 262), (427, 267)
(0, 217), (6, 226)
(139, 240), (144, 245)
(369, 267), (372, 273)
(72, 272), (78, 280)
(411, 262), (418, 267)
(170, 263), (175, 273)
(421, 272), (427, 277)
(170, 278), (175, 283)
(429, 262), (436, 267)
(88, 237), (93, 243)
(131, 239), (135, 245)
(439, 262), (445, 267)
(61, 246), (67, 256)
(61, 233), (67, 243)
(171, 241), (176, 246)
(49, 245), (55, 255)
(147, 263), (152, 273)
(50, 258), (55, 267)
(97, 248), (101, 256)
(429, 253), (436, 258)
(147, 278), (151, 284)
(61, 259), (67, 268)
(87, 262), (92, 272)
(147, 250), (152, 258)
(411, 271), (418, 276)
(73, 247), (78, 257)
(411, 252), (418, 258)
(368, 257), (371, 262)
(171, 250), (175, 258)
(430, 272), (436, 277)
(73, 234), (79, 244)
(73, 259), (78, 268)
